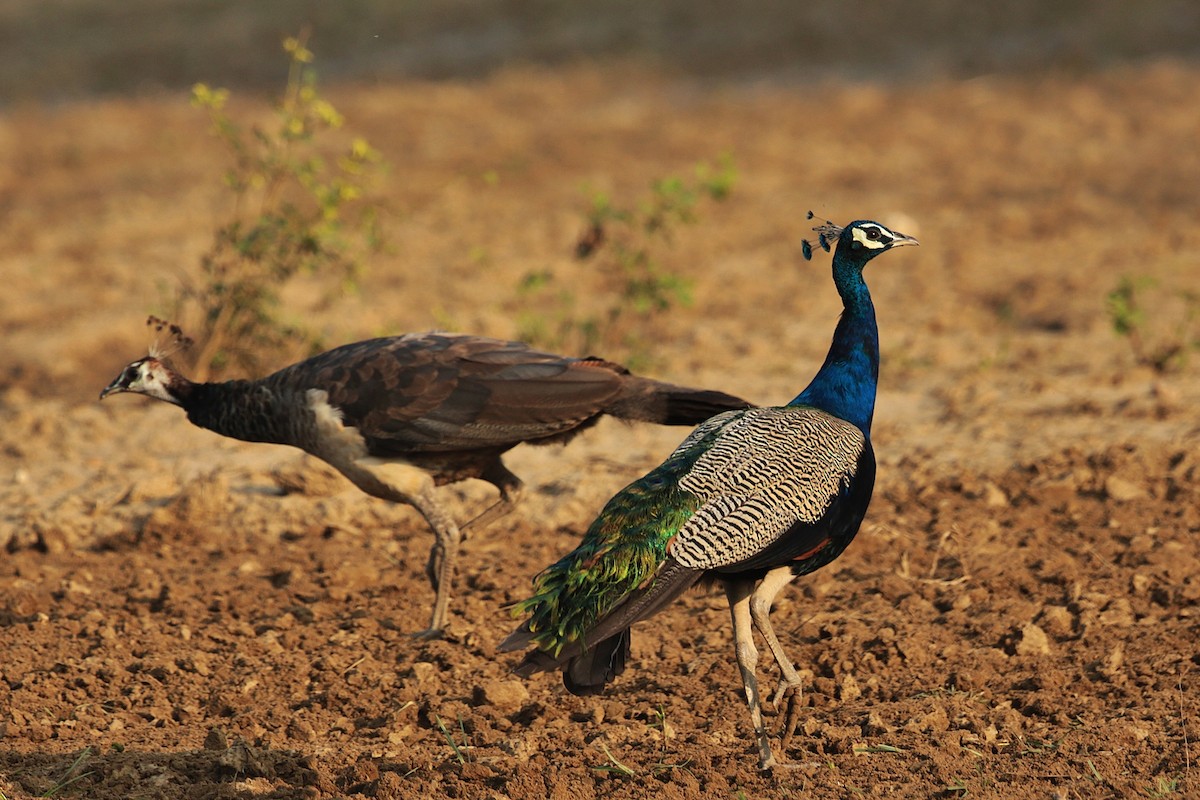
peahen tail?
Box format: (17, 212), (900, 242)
(609, 376), (751, 426)
(656, 386), (753, 426)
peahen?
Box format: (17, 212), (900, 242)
(100, 326), (751, 637)
(500, 217), (918, 769)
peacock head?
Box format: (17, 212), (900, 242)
(803, 214), (919, 264)
(99, 316), (193, 404)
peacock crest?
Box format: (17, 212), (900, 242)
(800, 211), (844, 260)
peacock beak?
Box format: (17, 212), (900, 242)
(891, 232), (920, 248)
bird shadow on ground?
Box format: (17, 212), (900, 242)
(0, 736), (325, 799)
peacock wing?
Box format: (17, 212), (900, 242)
(531, 407), (870, 660)
(413, 350), (632, 444)
(667, 406), (871, 573)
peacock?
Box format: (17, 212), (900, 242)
(500, 216), (918, 770)
(100, 326), (751, 637)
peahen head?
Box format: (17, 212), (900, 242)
(99, 316), (193, 405)
(803, 216), (919, 267)
(100, 357), (185, 404)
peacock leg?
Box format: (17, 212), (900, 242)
(725, 579), (777, 771)
(749, 566), (805, 751)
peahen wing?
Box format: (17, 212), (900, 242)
(276, 333), (630, 453)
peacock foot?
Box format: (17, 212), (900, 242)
(770, 678), (804, 750)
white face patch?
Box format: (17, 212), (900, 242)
(133, 359), (181, 404)
(851, 224), (890, 249)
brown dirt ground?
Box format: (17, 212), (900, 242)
(2, 61), (1200, 799)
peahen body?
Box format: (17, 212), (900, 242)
(500, 218), (918, 770)
(100, 329), (751, 637)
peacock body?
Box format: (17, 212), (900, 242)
(501, 217), (918, 769)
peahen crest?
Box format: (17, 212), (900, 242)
(146, 316), (194, 361)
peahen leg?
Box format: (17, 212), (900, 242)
(749, 566), (805, 751)
(725, 579), (777, 771)
(461, 461), (524, 540)
(410, 485), (463, 639)
(341, 458), (461, 638)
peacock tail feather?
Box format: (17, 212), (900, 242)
(512, 412), (739, 655)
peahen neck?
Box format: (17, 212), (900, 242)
(175, 378), (310, 447)
(789, 255), (879, 435)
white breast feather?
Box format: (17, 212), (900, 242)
(307, 389), (369, 464)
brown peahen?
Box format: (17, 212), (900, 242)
(101, 325), (752, 637)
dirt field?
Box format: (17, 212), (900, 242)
(2, 53), (1199, 799)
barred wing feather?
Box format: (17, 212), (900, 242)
(670, 406), (867, 571)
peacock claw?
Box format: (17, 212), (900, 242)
(779, 699), (804, 751)
(770, 679), (804, 750)
(770, 677), (799, 708)
(410, 626), (444, 641)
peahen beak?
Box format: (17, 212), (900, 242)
(99, 380), (122, 400)
(99, 370), (131, 400)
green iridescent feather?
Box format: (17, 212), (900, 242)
(511, 416), (734, 656)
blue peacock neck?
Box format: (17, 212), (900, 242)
(788, 253), (879, 435)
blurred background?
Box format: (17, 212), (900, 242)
(3, 0), (1200, 403)
(5, 0), (1198, 103)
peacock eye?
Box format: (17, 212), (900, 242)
(866, 227), (880, 240)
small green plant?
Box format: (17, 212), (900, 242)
(517, 155), (735, 366)
(1145, 776), (1180, 798)
(173, 34), (384, 380)
(593, 742), (637, 777)
(1106, 275), (1200, 373)
(40, 747), (93, 798)
(1018, 735), (1063, 756)
(590, 709), (693, 780)
(647, 704), (693, 777)
(650, 704), (670, 758)
(434, 714), (471, 765)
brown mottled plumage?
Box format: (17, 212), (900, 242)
(101, 329), (752, 636)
